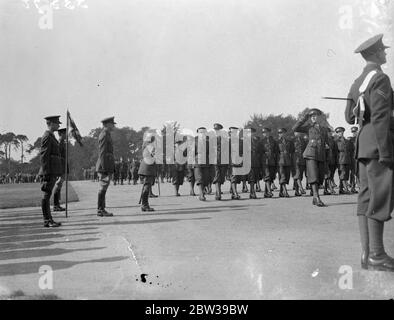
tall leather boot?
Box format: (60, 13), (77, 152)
(141, 185), (154, 211)
(53, 191), (65, 211)
(41, 199), (50, 223)
(311, 183), (325, 207)
(367, 219), (394, 272)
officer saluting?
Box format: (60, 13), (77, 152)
(293, 109), (329, 207)
(96, 117), (116, 217)
(38, 116), (63, 228)
(345, 34), (394, 272)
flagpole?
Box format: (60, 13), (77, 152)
(65, 110), (69, 218)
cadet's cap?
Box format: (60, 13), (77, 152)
(213, 123), (224, 130)
(278, 128), (287, 134)
(309, 108), (322, 117)
(44, 116), (62, 124)
(355, 34), (390, 56)
(262, 127), (271, 133)
(101, 116), (116, 124)
(229, 126), (239, 131)
(335, 127), (345, 133)
(351, 126), (359, 133)
(197, 127), (206, 132)
(58, 128), (67, 134)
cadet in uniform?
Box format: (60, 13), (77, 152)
(293, 109), (329, 207)
(96, 117), (116, 217)
(277, 128), (294, 198)
(138, 132), (157, 211)
(247, 127), (263, 199)
(52, 128), (68, 211)
(335, 127), (352, 194)
(348, 126), (359, 193)
(229, 127), (242, 200)
(292, 131), (307, 196)
(213, 123), (228, 201)
(194, 127), (211, 201)
(119, 157), (128, 185)
(261, 127), (278, 198)
(38, 116), (63, 228)
(172, 138), (187, 196)
(345, 34), (394, 271)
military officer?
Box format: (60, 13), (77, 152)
(52, 128), (68, 211)
(335, 127), (352, 194)
(292, 131), (307, 196)
(96, 116), (116, 217)
(212, 123), (228, 200)
(138, 132), (157, 211)
(348, 126), (359, 193)
(293, 109), (329, 207)
(277, 128), (294, 198)
(38, 116), (63, 228)
(345, 34), (394, 272)
(261, 127), (278, 198)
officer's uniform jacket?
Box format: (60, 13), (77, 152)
(261, 136), (278, 166)
(38, 130), (62, 176)
(336, 137), (352, 165)
(345, 63), (394, 161)
(293, 118), (329, 162)
(96, 127), (115, 174)
(277, 136), (294, 166)
(293, 136), (307, 166)
(138, 141), (157, 176)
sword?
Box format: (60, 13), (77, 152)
(322, 97), (353, 101)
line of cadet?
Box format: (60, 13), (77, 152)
(37, 114), (360, 226)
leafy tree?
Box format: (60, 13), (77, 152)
(15, 134), (29, 163)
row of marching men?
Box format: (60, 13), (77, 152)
(154, 115), (359, 207)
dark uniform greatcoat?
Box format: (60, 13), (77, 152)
(95, 128), (115, 174)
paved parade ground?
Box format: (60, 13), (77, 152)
(1, 180), (394, 300)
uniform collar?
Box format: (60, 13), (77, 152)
(364, 62), (382, 73)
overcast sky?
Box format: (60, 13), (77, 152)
(0, 0), (392, 146)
